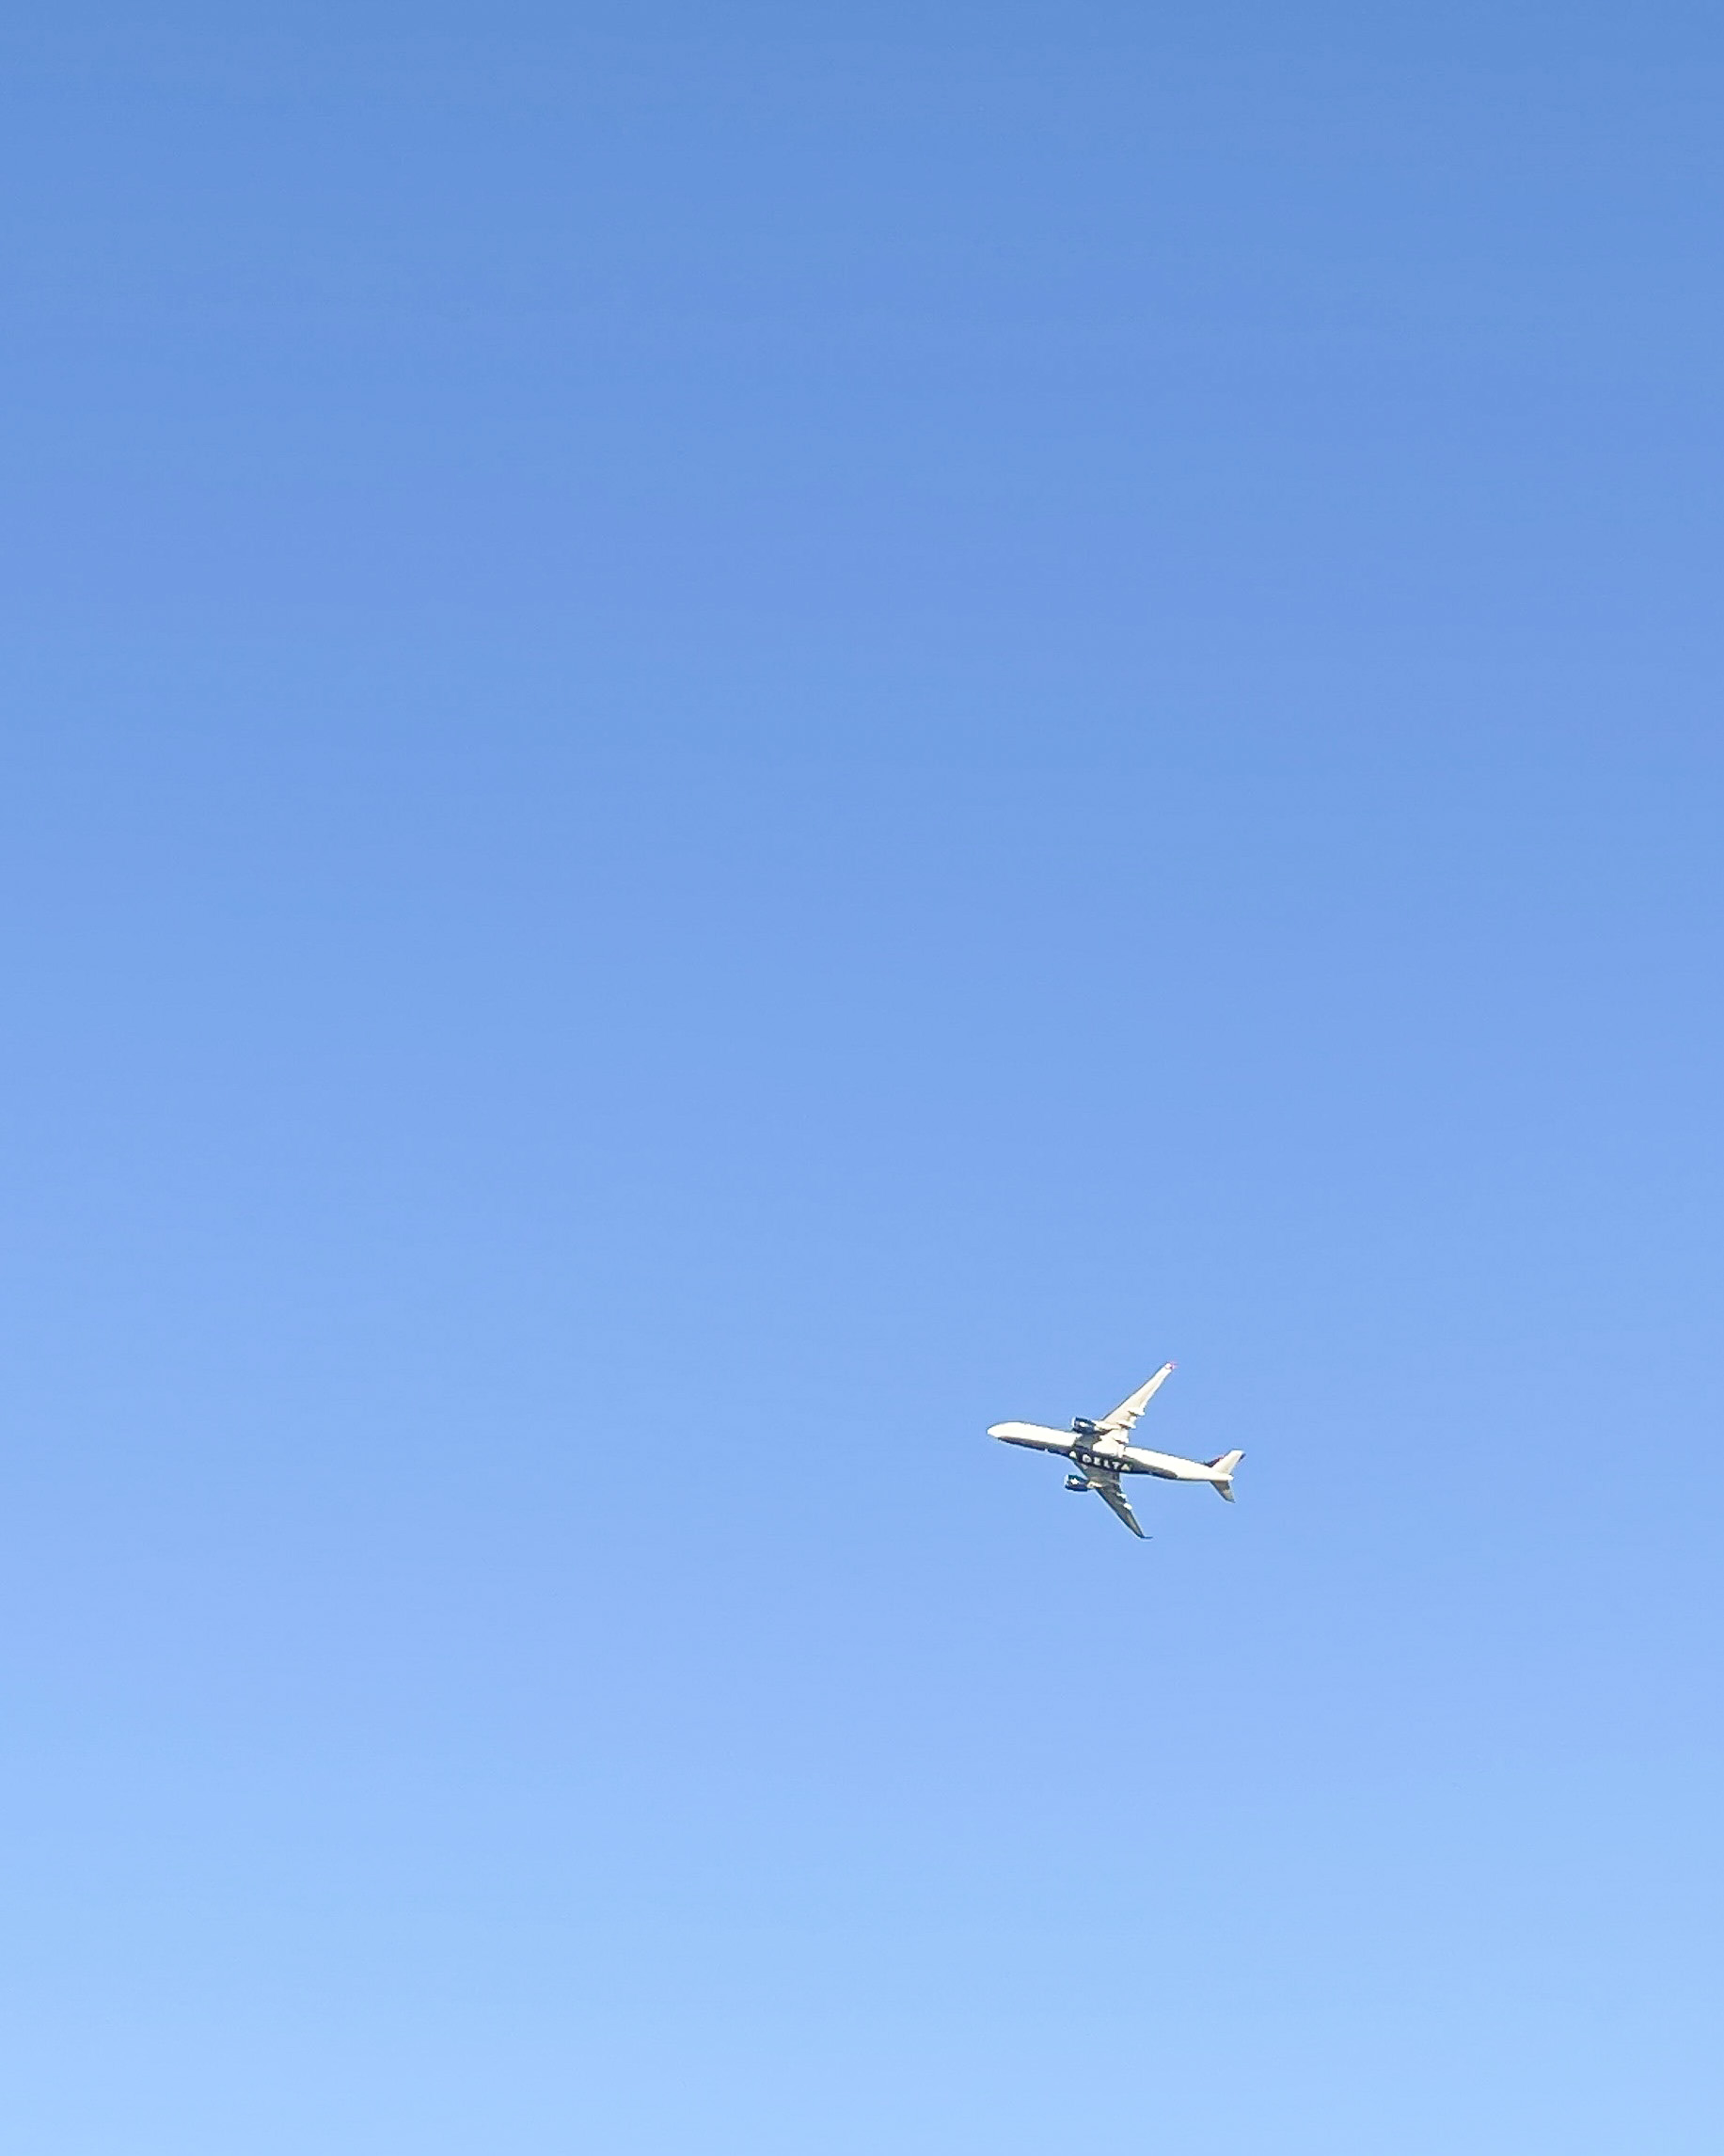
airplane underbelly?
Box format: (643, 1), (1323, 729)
(987, 1420), (1073, 1452)
(1122, 1446), (1204, 1481)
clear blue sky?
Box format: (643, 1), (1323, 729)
(4, 5), (1721, 2149)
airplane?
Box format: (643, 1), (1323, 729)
(989, 1363), (1242, 1538)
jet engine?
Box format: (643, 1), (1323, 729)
(1064, 1473), (1091, 1492)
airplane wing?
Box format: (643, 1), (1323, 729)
(1092, 1472), (1146, 1538)
(1094, 1362), (1176, 1436)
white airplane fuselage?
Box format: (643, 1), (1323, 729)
(988, 1420), (1233, 1486)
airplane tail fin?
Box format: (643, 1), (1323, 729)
(1208, 1449), (1244, 1501)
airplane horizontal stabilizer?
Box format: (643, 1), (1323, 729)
(1208, 1448), (1244, 1499)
